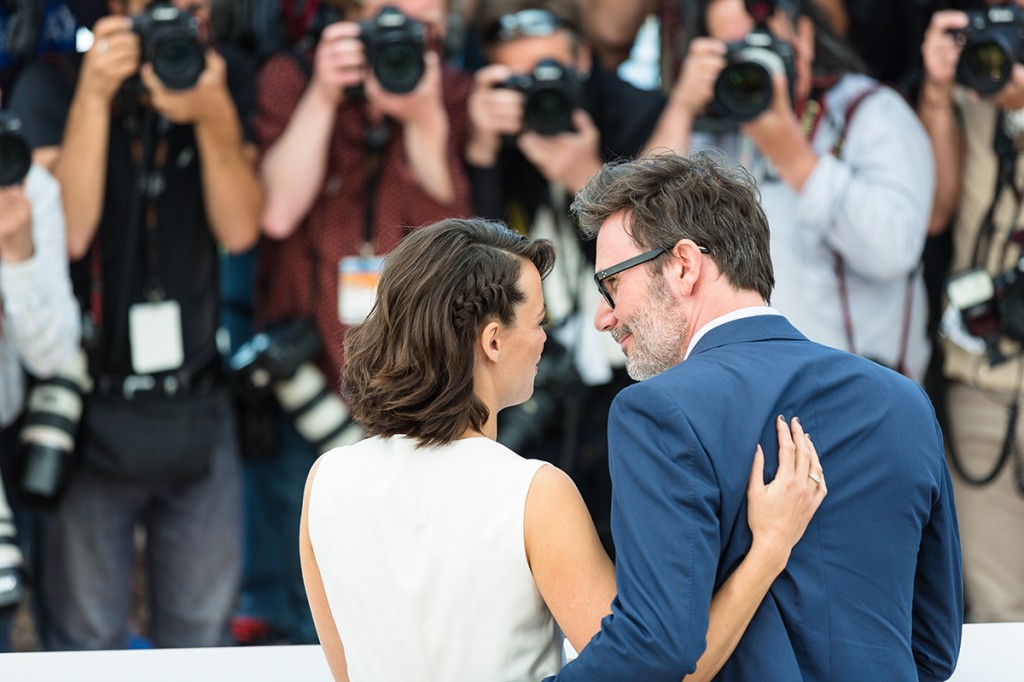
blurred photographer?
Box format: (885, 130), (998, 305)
(7, 0), (260, 650)
(0, 90), (80, 651)
(466, 0), (666, 553)
(646, 0), (934, 383)
(919, 0), (1024, 623)
(240, 0), (472, 645)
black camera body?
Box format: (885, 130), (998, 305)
(131, 1), (205, 91)
(359, 6), (426, 94)
(953, 4), (1024, 97)
(710, 28), (796, 122)
(502, 59), (583, 136)
(0, 111), (32, 187)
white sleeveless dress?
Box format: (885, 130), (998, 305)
(307, 435), (563, 681)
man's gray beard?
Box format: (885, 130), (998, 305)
(622, 277), (687, 381)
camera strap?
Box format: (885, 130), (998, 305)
(969, 109), (1023, 272)
(947, 361), (1024, 496)
(98, 108), (172, 366)
(817, 82), (916, 376)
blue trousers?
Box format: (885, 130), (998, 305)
(236, 411), (318, 644)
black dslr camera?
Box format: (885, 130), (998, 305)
(947, 254), (1024, 363)
(710, 29), (796, 122)
(502, 59), (582, 136)
(706, 0), (796, 123)
(953, 4), (1024, 97)
(360, 6), (426, 94)
(0, 111), (32, 187)
(131, 1), (205, 90)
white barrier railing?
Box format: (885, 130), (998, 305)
(0, 622), (1017, 681)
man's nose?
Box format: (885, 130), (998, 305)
(594, 298), (616, 332)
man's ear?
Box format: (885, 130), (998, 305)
(478, 320), (502, 364)
(669, 239), (706, 296)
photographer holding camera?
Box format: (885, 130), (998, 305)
(465, 0), (666, 554)
(0, 93), (80, 650)
(919, 1), (1024, 623)
(242, 0), (472, 645)
(7, 0), (261, 650)
(646, 0), (935, 383)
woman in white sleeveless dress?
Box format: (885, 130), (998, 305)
(300, 218), (825, 681)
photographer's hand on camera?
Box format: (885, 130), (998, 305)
(80, 17), (140, 104)
(311, 21), (365, 106)
(741, 70), (818, 193)
(517, 109), (601, 194)
(643, 38), (725, 156)
(921, 10), (967, 104)
(139, 48), (228, 125)
(0, 186), (33, 263)
(466, 64), (522, 167)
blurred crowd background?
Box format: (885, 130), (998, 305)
(0, 0), (1021, 655)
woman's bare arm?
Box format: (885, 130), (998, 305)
(300, 457), (350, 681)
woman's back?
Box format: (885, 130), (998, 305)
(307, 435), (562, 681)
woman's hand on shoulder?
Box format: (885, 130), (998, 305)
(745, 416), (827, 573)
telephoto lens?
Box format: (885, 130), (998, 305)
(0, 481), (25, 618)
(274, 363), (365, 454)
(19, 348), (93, 509)
(0, 111), (32, 187)
(953, 5), (1024, 97)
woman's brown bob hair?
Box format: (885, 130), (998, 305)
(342, 218), (555, 448)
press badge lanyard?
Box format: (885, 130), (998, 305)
(337, 120), (389, 326)
(96, 109), (185, 375)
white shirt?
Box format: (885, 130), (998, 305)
(308, 435), (563, 681)
(684, 306), (782, 360)
(0, 165), (81, 429)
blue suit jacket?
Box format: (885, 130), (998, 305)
(550, 315), (962, 681)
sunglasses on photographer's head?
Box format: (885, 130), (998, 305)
(594, 244), (710, 309)
(486, 9), (565, 44)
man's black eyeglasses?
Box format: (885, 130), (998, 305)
(594, 245), (710, 309)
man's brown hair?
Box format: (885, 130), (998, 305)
(571, 152), (775, 302)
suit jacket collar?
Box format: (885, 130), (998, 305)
(689, 314), (807, 358)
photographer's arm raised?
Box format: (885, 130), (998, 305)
(53, 16), (138, 260)
(367, 50), (456, 206)
(642, 38), (726, 157)
(141, 51), (261, 253)
(917, 10), (967, 237)
(260, 22), (362, 240)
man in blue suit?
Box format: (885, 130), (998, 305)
(550, 152), (963, 680)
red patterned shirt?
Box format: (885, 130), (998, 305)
(253, 53), (474, 387)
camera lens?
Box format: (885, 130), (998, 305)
(958, 40), (1013, 96)
(524, 87), (574, 136)
(0, 125), (32, 187)
(373, 40), (425, 94)
(152, 34), (205, 90)
(714, 61), (773, 122)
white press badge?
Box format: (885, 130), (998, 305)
(338, 255), (384, 326)
(129, 299), (185, 374)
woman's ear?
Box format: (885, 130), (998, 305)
(478, 320), (502, 363)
